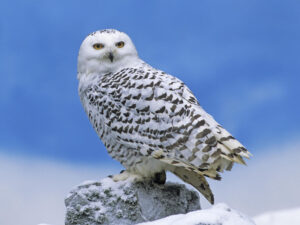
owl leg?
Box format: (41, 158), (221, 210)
(153, 171), (166, 184)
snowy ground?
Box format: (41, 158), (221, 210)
(253, 207), (300, 225)
(37, 206), (300, 225)
(138, 203), (255, 225)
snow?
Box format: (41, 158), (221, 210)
(253, 207), (300, 225)
(40, 207), (300, 225)
(137, 203), (255, 225)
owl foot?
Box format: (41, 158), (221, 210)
(112, 170), (143, 182)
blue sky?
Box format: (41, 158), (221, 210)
(1, 1), (300, 224)
(1, 0), (300, 164)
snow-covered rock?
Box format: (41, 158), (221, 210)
(137, 203), (255, 225)
(65, 177), (200, 225)
(253, 207), (300, 225)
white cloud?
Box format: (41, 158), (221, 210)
(1, 138), (300, 224)
(207, 138), (300, 216)
(218, 81), (287, 132)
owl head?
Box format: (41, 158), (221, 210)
(77, 29), (138, 77)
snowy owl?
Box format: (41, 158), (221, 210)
(77, 29), (251, 204)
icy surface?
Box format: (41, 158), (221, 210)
(137, 203), (255, 225)
(65, 177), (200, 225)
(253, 207), (300, 225)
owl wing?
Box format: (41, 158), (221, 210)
(96, 67), (250, 168)
(84, 67), (251, 203)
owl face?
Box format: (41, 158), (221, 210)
(78, 29), (138, 76)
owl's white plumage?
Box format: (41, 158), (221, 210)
(77, 29), (251, 204)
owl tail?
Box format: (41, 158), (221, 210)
(152, 151), (214, 204)
(172, 166), (214, 204)
(208, 125), (252, 173)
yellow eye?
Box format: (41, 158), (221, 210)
(115, 41), (125, 48)
(93, 43), (104, 50)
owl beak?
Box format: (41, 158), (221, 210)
(108, 52), (114, 62)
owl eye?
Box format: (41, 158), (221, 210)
(93, 43), (104, 50)
(115, 41), (125, 48)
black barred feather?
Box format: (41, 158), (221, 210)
(78, 29), (251, 204)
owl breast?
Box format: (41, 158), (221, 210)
(79, 67), (171, 175)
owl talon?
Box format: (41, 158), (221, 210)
(153, 171), (166, 184)
(112, 170), (144, 182)
(112, 171), (130, 182)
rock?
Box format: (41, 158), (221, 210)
(137, 203), (256, 225)
(65, 177), (200, 225)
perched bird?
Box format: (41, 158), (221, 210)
(77, 29), (251, 204)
